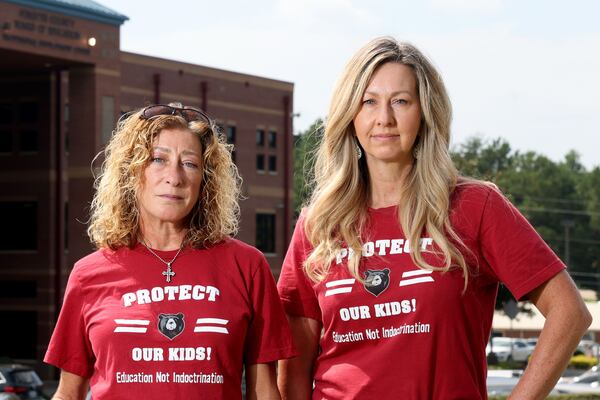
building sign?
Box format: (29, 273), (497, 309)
(1, 8), (91, 56)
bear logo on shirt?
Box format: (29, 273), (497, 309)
(363, 268), (390, 297)
(158, 313), (185, 340)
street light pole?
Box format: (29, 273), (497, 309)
(562, 219), (575, 266)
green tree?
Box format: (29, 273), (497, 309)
(452, 136), (513, 181)
(293, 119), (324, 218)
(576, 166), (600, 276)
(579, 167), (600, 231)
(453, 137), (600, 294)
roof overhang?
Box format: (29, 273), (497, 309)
(1, 0), (128, 26)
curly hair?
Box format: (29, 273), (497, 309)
(87, 106), (241, 249)
(304, 37), (478, 289)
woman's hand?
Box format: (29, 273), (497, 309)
(278, 315), (321, 400)
(508, 270), (592, 400)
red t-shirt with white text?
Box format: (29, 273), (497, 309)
(45, 239), (296, 399)
(278, 184), (565, 399)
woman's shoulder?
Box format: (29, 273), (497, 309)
(71, 247), (125, 276)
(451, 178), (500, 205)
(206, 238), (272, 278)
(449, 178), (504, 229)
(214, 238), (267, 260)
(73, 248), (107, 267)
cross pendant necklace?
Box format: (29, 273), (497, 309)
(162, 262), (175, 283)
(141, 240), (184, 283)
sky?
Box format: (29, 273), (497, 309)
(99, 0), (600, 169)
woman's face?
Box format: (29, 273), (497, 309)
(353, 62), (422, 166)
(137, 128), (203, 229)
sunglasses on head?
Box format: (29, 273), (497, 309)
(140, 104), (211, 124)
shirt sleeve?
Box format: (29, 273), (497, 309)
(277, 211), (323, 321)
(44, 265), (95, 377)
(244, 255), (298, 365)
(479, 187), (566, 300)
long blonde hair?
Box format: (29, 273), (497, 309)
(304, 37), (471, 287)
(88, 107), (240, 249)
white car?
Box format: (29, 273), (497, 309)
(554, 369), (600, 394)
(486, 370), (523, 396)
(486, 337), (534, 362)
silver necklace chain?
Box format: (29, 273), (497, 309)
(141, 240), (184, 283)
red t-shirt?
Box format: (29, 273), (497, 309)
(278, 184), (565, 399)
(45, 238), (296, 399)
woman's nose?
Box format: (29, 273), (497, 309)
(376, 104), (394, 126)
(165, 163), (183, 186)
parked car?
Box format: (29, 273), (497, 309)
(486, 337), (534, 363)
(524, 338), (538, 347)
(486, 370), (523, 396)
(576, 340), (600, 357)
(554, 365), (600, 394)
(559, 366), (599, 384)
(0, 364), (46, 400)
(522, 338), (598, 360)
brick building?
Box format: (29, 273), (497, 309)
(0, 0), (293, 377)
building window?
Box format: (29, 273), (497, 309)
(256, 154), (265, 172)
(0, 102), (13, 154)
(0, 129), (12, 154)
(226, 125), (236, 144)
(256, 129), (265, 146)
(0, 102), (12, 124)
(256, 213), (275, 253)
(18, 101), (38, 124)
(0, 202), (37, 250)
(0, 311), (37, 359)
(268, 155), (277, 172)
(19, 129), (38, 152)
(0, 280), (37, 298)
(268, 130), (277, 148)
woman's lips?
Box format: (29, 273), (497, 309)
(159, 194), (183, 200)
(372, 134), (399, 140)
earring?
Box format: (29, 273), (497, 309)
(413, 146), (420, 160)
(355, 142), (362, 159)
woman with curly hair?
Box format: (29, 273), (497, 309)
(45, 103), (296, 399)
(277, 37), (591, 399)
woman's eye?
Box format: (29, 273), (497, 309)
(151, 157), (164, 163)
(182, 161), (199, 169)
(393, 99), (408, 105)
(362, 99), (375, 105)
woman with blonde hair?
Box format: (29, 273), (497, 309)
(277, 37), (591, 399)
(45, 103), (296, 399)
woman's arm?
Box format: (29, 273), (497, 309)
(508, 270), (592, 400)
(51, 370), (89, 400)
(278, 316), (321, 400)
(245, 362), (280, 400)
